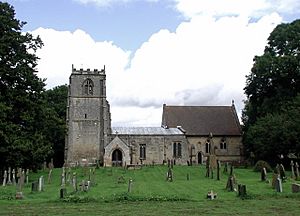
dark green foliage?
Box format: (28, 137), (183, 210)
(253, 160), (272, 172)
(243, 19), (300, 164)
(0, 2), (50, 171)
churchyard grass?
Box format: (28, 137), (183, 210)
(0, 165), (300, 215)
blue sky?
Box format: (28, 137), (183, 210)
(7, 0), (184, 51)
(4, 0), (300, 126)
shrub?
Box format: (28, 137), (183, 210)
(253, 160), (272, 172)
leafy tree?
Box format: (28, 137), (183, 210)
(0, 2), (52, 171)
(42, 85), (68, 167)
(243, 19), (300, 163)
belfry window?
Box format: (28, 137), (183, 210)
(140, 144), (146, 160)
(83, 79), (94, 95)
(205, 140), (210, 154)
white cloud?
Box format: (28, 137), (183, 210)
(31, 12), (282, 126)
(173, 0), (300, 18)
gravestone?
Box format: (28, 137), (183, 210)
(271, 173), (278, 189)
(217, 160), (221, 181)
(7, 167), (12, 185)
(117, 176), (125, 184)
(61, 168), (66, 187)
(238, 184), (247, 197)
(38, 176), (44, 192)
(72, 172), (77, 192)
(167, 159), (170, 168)
(279, 164), (286, 180)
(205, 159), (210, 178)
(275, 177), (282, 192)
(31, 181), (38, 192)
(290, 160), (295, 179)
(223, 162), (228, 173)
(226, 176), (235, 191)
(67, 167), (71, 183)
(128, 179), (133, 193)
(171, 159), (174, 169)
(43, 161), (47, 171)
(186, 173), (190, 181)
(48, 169), (53, 184)
(207, 190), (217, 200)
(60, 188), (67, 199)
(26, 169), (29, 184)
(2, 170), (7, 186)
(261, 167), (267, 181)
(12, 169), (16, 185)
(166, 168), (173, 182)
(17, 168), (22, 184)
(295, 162), (299, 180)
(291, 183), (300, 193)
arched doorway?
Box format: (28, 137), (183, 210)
(198, 152), (202, 164)
(112, 149), (123, 166)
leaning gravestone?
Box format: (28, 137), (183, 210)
(238, 184), (247, 197)
(12, 169), (16, 185)
(38, 176), (44, 192)
(261, 167), (267, 181)
(275, 177), (283, 192)
(2, 170), (7, 186)
(48, 169), (53, 184)
(60, 188), (67, 199)
(31, 181), (38, 192)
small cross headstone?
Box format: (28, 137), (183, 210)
(290, 160), (295, 179)
(2, 170), (7, 186)
(275, 177), (282, 192)
(207, 190), (217, 200)
(261, 167), (267, 181)
(128, 179), (133, 193)
(295, 162), (299, 180)
(7, 167), (12, 185)
(38, 176), (44, 192)
(12, 169), (16, 185)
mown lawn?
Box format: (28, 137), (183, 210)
(0, 165), (300, 215)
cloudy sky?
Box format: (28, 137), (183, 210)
(5, 0), (300, 126)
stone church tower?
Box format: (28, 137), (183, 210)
(65, 65), (111, 165)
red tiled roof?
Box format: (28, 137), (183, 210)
(162, 105), (242, 136)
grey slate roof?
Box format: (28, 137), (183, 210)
(112, 127), (184, 135)
(161, 105), (242, 136)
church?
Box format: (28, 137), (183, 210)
(65, 66), (243, 166)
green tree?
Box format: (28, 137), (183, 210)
(42, 85), (68, 167)
(0, 2), (52, 171)
(243, 19), (300, 163)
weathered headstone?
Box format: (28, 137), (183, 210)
(31, 181), (38, 192)
(290, 160), (295, 179)
(238, 184), (247, 197)
(223, 162), (228, 173)
(167, 159), (170, 168)
(72, 172), (77, 192)
(26, 169), (29, 184)
(61, 168), (66, 187)
(291, 183), (300, 193)
(38, 176), (44, 192)
(261, 167), (267, 181)
(279, 164), (286, 180)
(67, 167), (71, 183)
(12, 169), (16, 185)
(43, 161), (47, 171)
(271, 173), (278, 189)
(7, 167), (12, 185)
(128, 179), (133, 193)
(2, 170), (7, 186)
(275, 177), (283, 192)
(226, 176), (235, 191)
(17, 168), (22, 184)
(217, 160), (221, 181)
(166, 168), (173, 182)
(60, 188), (67, 199)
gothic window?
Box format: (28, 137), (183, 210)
(140, 144), (146, 160)
(220, 139), (227, 150)
(173, 142), (182, 158)
(83, 79), (94, 95)
(205, 140), (210, 154)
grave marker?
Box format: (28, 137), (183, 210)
(166, 167), (173, 182)
(2, 170), (7, 186)
(26, 169), (29, 184)
(290, 160), (295, 179)
(295, 162), (299, 180)
(261, 167), (267, 181)
(48, 169), (53, 184)
(38, 176), (44, 192)
(275, 177), (282, 192)
(128, 179), (133, 193)
(7, 167), (12, 185)
(291, 183), (300, 193)
(12, 169), (16, 185)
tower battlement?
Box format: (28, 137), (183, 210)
(71, 64), (105, 75)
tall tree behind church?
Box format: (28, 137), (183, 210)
(242, 19), (300, 164)
(0, 2), (52, 171)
